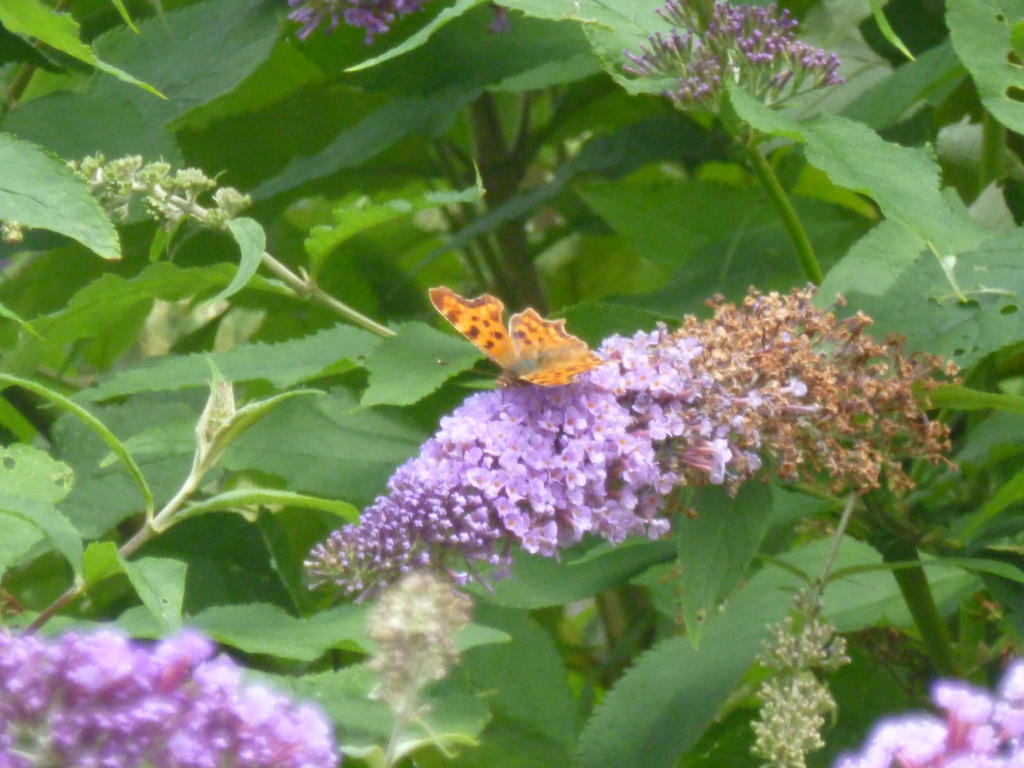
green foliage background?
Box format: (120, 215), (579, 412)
(2, 0), (1024, 766)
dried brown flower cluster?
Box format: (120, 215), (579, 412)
(680, 286), (957, 492)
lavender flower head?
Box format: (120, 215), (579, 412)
(0, 628), (338, 768)
(307, 287), (954, 597)
(624, 1), (843, 109)
(287, 0), (429, 42)
(836, 660), (1024, 768)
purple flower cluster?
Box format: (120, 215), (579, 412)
(287, 0), (429, 42)
(837, 661), (1024, 768)
(624, 1), (843, 108)
(307, 325), (769, 596)
(0, 629), (338, 768)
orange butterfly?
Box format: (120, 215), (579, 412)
(429, 286), (603, 387)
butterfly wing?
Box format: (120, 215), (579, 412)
(429, 286), (518, 370)
(507, 308), (603, 386)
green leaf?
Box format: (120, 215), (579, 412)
(676, 483), (773, 645)
(842, 41), (963, 130)
(729, 89), (990, 253)
(4, 0), (280, 161)
(0, 0), (160, 95)
(251, 86), (480, 200)
(305, 182), (483, 276)
(80, 324), (379, 402)
(948, 0), (1024, 134)
(205, 217), (266, 305)
(0, 373), (154, 515)
(192, 602), (372, 660)
(927, 384), (1024, 413)
(120, 556), (187, 631)
(477, 539), (676, 609)
(176, 488), (359, 525)
(0, 133), (120, 260)
(224, 388), (426, 507)
(0, 493), (83, 580)
(574, 556), (800, 768)
(6, 261), (287, 374)
(0, 444), (75, 575)
(869, 0), (915, 61)
(346, 0), (486, 72)
(83, 540), (123, 586)
(361, 322), (486, 406)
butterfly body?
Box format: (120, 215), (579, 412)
(429, 287), (602, 387)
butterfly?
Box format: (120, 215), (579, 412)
(429, 286), (603, 387)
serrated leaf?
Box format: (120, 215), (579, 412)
(677, 483), (773, 645)
(0, 373), (154, 515)
(80, 324), (379, 401)
(121, 556), (187, 631)
(361, 322), (486, 406)
(192, 602), (372, 660)
(729, 89), (990, 253)
(574, 557), (800, 768)
(206, 217), (266, 305)
(0, 133), (120, 260)
(0, 0), (159, 95)
(176, 488), (359, 525)
(948, 0), (1024, 134)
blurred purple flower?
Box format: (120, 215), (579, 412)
(836, 661), (1024, 767)
(624, 1), (843, 108)
(0, 628), (338, 768)
(287, 0), (429, 43)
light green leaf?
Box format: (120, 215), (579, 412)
(80, 324), (379, 401)
(175, 488), (359, 524)
(0, 374), (154, 515)
(346, 0), (486, 71)
(0, 133), (120, 260)
(730, 89), (990, 253)
(0, 445), (75, 575)
(192, 602), (372, 660)
(205, 217), (266, 305)
(0, 0), (159, 95)
(361, 322), (487, 407)
(869, 0), (915, 61)
(83, 540), (123, 586)
(927, 384), (1024, 413)
(0, 494), (83, 580)
(948, 0), (1024, 134)
(121, 556), (187, 631)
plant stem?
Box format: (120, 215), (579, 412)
(259, 252), (394, 338)
(881, 537), (958, 676)
(744, 143), (823, 285)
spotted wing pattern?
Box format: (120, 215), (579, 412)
(430, 286), (603, 387)
(428, 286), (517, 370)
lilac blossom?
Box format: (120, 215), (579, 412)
(307, 287), (955, 597)
(0, 628), (338, 768)
(836, 661), (1024, 768)
(624, 1), (843, 108)
(307, 325), (760, 596)
(287, 0), (429, 43)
